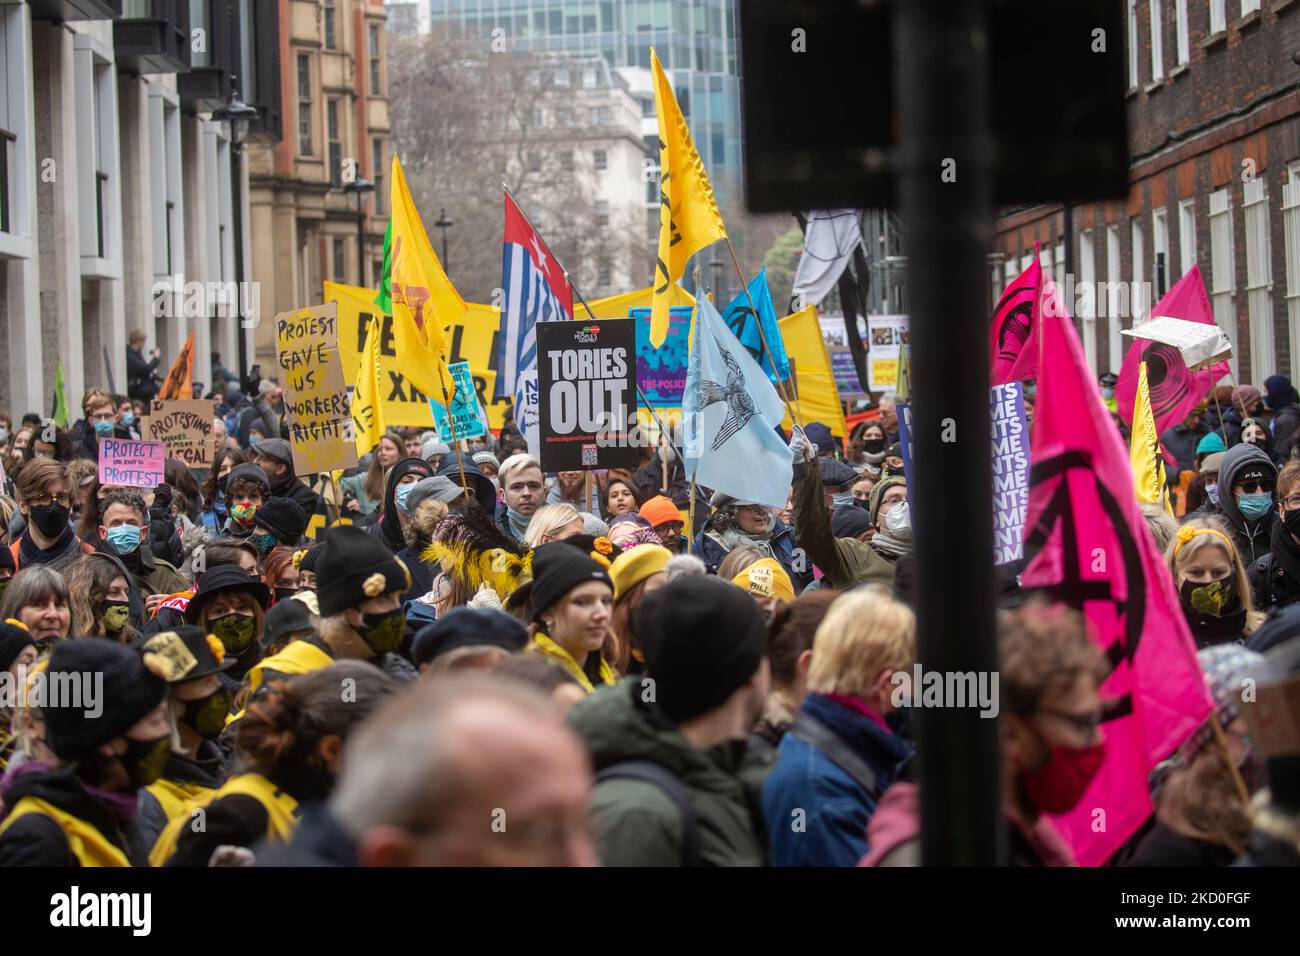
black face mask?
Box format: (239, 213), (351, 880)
(357, 607), (404, 656)
(862, 438), (886, 454)
(28, 502), (70, 540)
(181, 687), (233, 739)
(1178, 577), (1246, 644)
(122, 734), (172, 788)
(1283, 508), (1300, 537)
(273, 587), (297, 605)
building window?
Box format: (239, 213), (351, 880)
(595, 200), (609, 227)
(370, 25), (382, 94)
(1243, 177), (1275, 380)
(150, 93), (183, 280)
(1174, 0), (1190, 65)
(372, 139), (385, 215)
(1127, 0), (1139, 89)
(1178, 198), (1196, 276)
(1241, 0), (1261, 15)
(582, 68), (598, 90)
(1106, 224), (1123, 369)
(298, 54), (313, 156)
(1152, 206), (1169, 298)
(1208, 188), (1237, 377)
(1079, 230), (1098, 373)
(592, 107), (610, 126)
(1150, 0), (1164, 83)
(593, 149), (607, 172)
(1210, 0), (1226, 34)
(328, 100), (343, 187)
(1284, 164), (1300, 378)
(553, 69), (570, 89)
(0, 2), (32, 254)
(556, 109), (572, 128)
(1131, 220), (1146, 322)
(528, 151), (541, 173)
(598, 256), (612, 287)
(1004, 256), (1017, 289)
(324, 1), (336, 50)
(333, 237), (345, 280)
(560, 151), (574, 173)
(238, 0), (258, 104)
(75, 41), (120, 267)
(530, 107), (544, 128)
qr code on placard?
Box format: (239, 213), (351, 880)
(581, 445), (598, 467)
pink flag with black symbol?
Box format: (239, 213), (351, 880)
(1021, 300), (1213, 867)
(989, 243), (1042, 386)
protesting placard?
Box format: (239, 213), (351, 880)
(276, 302), (358, 476)
(536, 319), (638, 472)
(867, 314), (909, 391)
(429, 361), (488, 443)
(143, 400), (216, 468)
(98, 438), (166, 488)
(631, 306), (691, 409)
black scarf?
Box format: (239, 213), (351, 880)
(19, 526), (76, 566)
(1271, 520), (1300, 587)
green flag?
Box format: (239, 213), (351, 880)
(51, 359), (69, 429)
(374, 220), (393, 315)
(895, 341), (910, 402)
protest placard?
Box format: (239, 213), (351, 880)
(429, 361), (487, 443)
(143, 400), (216, 468)
(276, 302), (358, 476)
(536, 319), (638, 471)
(98, 438), (166, 488)
(867, 314), (910, 391)
(631, 306), (691, 409)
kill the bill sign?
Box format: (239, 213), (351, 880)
(536, 319), (638, 472)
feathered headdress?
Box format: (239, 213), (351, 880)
(422, 505), (533, 599)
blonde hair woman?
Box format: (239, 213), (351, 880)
(1166, 518), (1264, 648)
(762, 585), (917, 867)
(522, 502), (584, 548)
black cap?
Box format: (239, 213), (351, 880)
(44, 640), (167, 760)
(255, 438), (294, 467)
(831, 504), (873, 539)
(316, 525), (412, 616)
(264, 595), (317, 647)
(254, 497), (308, 544)
(412, 608), (528, 667)
(0, 620), (35, 672)
(434, 457), (496, 511)
(804, 422), (834, 452)
(528, 542), (612, 623)
(184, 564), (271, 624)
(136, 625), (234, 683)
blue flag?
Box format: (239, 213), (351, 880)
(684, 294), (792, 508)
(720, 265), (791, 384)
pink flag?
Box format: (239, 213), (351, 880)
(1114, 266), (1230, 438)
(1021, 304), (1213, 867)
(989, 244), (1042, 386)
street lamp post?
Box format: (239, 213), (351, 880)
(343, 177), (375, 287)
(435, 208), (454, 268)
(212, 77), (260, 389)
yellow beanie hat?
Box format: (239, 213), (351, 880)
(732, 558), (795, 603)
(609, 544), (672, 603)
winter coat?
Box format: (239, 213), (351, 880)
(9, 528), (96, 575)
(762, 693), (914, 867)
(1160, 423), (1209, 477)
(567, 680), (773, 866)
(1273, 404), (1300, 459)
(1125, 821), (1236, 867)
(787, 459), (896, 591)
(1216, 443), (1279, 565)
(127, 740), (231, 862)
(1248, 521), (1300, 612)
(253, 803), (359, 867)
(127, 346), (160, 402)
(0, 765), (136, 866)
(695, 511), (812, 592)
(97, 537), (187, 600)
(268, 471), (326, 535)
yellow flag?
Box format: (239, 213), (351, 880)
(896, 341), (911, 402)
(778, 306), (847, 440)
(650, 48), (726, 349)
(389, 154), (458, 400)
(1130, 361), (1171, 514)
(351, 315), (385, 457)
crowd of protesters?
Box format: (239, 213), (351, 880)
(0, 340), (1297, 868)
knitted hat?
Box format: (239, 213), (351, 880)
(608, 512), (652, 530)
(609, 544), (671, 603)
(316, 525), (412, 616)
(411, 608), (528, 667)
(0, 620), (36, 673)
(868, 475), (907, 526)
(184, 564), (271, 624)
(804, 422), (835, 453)
(831, 503), (874, 539)
(44, 640), (167, 760)
(1196, 431), (1226, 456)
(1200, 451), (1226, 476)
(528, 542), (612, 623)
(254, 497), (308, 544)
(818, 456), (858, 489)
(637, 576), (767, 723)
(640, 495), (682, 528)
(1232, 385), (1262, 414)
(472, 451), (500, 471)
(422, 439), (451, 461)
(731, 557), (795, 603)
(298, 542), (326, 575)
(1264, 374), (1296, 411)
(264, 595), (316, 648)
(226, 462), (270, 497)
(255, 438), (294, 467)
(581, 513), (610, 538)
(136, 625), (233, 683)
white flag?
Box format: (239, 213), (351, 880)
(792, 209), (862, 308)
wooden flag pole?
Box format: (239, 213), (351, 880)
(687, 474), (698, 545)
(1209, 710), (1252, 806)
(439, 366), (469, 496)
(723, 237), (802, 427)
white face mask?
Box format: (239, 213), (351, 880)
(884, 500), (912, 540)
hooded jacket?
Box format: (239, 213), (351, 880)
(81, 550), (150, 633)
(96, 535), (187, 604)
(1215, 443), (1279, 565)
(369, 458), (434, 552)
(0, 764), (135, 866)
(787, 459), (896, 591)
(566, 680), (773, 867)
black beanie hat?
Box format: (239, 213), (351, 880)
(528, 541), (612, 623)
(44, 640), (167, 760)
(254, 497), (308, 544)
(298, 542), (326, 575)
(0, 620), (36, 672)
(184, 564), (271, 624)
(316, 525), (412, 616)
(264, 596), (316, 647)
(637, 576), (767, 723)
(831, 503), (873, 539)
(226, 462), (271, 497)
(0, 545), (15, 574)
(412, 608), (528, 667)
(136, 625), (234, 683)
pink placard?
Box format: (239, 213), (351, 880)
(98, 438), (166, 488)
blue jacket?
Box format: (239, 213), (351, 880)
(694, 516), (812, 591)
(762, 693), (914, 867)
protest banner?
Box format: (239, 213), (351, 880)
(536, 319), (638, 472)
(429, 361), (488, 443)
(98, 438), (166, 488)
(276, 302), (358, 476)
(866, 314), (910, 391)
(829, 346), (866, 400)
(897, 381), (1029, 564)
(630, 306), (691, 409)
(143, 400), (216, 468)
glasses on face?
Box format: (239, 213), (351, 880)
(1036, 706), (1104, 742)
(1236, 479), (1275, 494)
(27, 492), (72, 508)
(1284, 495), (1300, 510)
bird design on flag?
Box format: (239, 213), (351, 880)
(699, 339), (757, 450)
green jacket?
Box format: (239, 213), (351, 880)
(791, 460), (896, 590)
(567, 680), (773, 867)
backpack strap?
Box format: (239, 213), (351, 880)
(788, 712), (881, 799)
(595, 760), (700, 867)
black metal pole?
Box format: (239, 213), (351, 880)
(231, 141), (248, 387)
(895, 0), (1002, 865)
(357, 191), (366, 286)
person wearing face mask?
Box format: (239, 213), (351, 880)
(184, 564), (272, 698)
(115, 396), (140, 440)
(763, 587), (917, 866)
(253, 439), (326, 528)
(263, 546), (302, 606)
(219, 462), (271, 540)
(394, 476), (457, 604)
(818, 457), (860, 515)
(247, 496), (308, 559)
(1183, 450), (1226, 522)
(863, 602), (1106, 867)
(696, 491), (811, 592)
(367, 457), (434, 552)
(95, 489), (186, 599)
(0, 639), (169, 866)
(1239, 416), (1282, 466)
(68, 388), (129, 463)
(199, 447), (248, 534)
(66, 553), (144, 642)
(1127, 644), (1265, 866)
(8, 459), (96, 573)
(1098, 371), (1119, 413)
(518, 542), (618, 694)
(1166, 522), (1264, 647)
(150, 661), (399, 866)
(1214, 442), (1279, 565)
(1248, 460), (1300, 612)
(0, 546), (15, 607)
(851, 421), (889, 473)
(126, 626), (236, 861)
(0, 620), (39, 771)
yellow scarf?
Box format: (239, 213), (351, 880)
(529, 633), (616, 693)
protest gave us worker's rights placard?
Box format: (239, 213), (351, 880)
(275, 302), (358, 476)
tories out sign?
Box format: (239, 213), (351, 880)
(536, 319), (637, 471)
